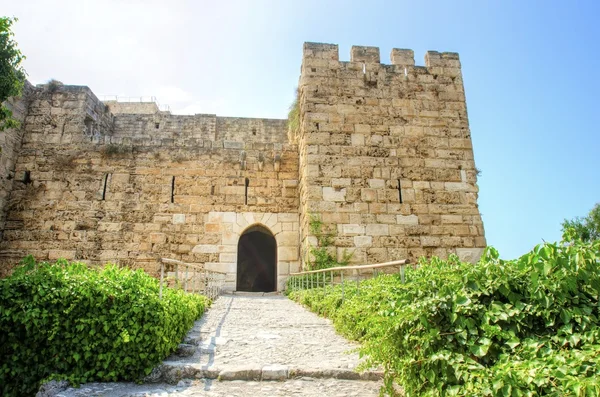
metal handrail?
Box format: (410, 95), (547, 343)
(289, 259), (409, 275)
(100, 95), (157, 103)
(159, 258), (227, 300)
(288, 259), (410, 301)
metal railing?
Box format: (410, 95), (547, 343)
(159, 258), (226, 300)
(288, 259), (410, 301)
(101, 95), (157, 103)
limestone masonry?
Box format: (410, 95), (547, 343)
(0, 42), (486, 291)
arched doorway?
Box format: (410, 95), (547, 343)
(236, 225), (277, 292)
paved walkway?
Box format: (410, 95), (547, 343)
(59, 294), (383, 397)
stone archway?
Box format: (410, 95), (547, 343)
(236, 224), (277, 292)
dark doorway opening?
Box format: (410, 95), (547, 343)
(236, 225), (277, 292)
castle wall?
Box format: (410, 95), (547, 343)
(0, 86), (300, 290)
(297, 43), (486, 267)
(0, 41), (487, 286)
(0, 84), (32, 240)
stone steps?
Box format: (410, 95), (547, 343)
(57, 378), (383, 397)
(51, 295), (385, 396)
(145, 362), (383, 383)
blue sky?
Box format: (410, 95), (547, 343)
(4, 0), (599, 259)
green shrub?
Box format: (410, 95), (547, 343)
(290, 239), (600, 396)
(0, 257), (209, 396)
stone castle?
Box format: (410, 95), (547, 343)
(0, 42), (486, 291)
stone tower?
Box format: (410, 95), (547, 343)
(296, 43), (486, 267)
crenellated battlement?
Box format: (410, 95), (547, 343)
(302, 42), (461, 72)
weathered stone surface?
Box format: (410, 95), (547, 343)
(297, 42), (486, 265)
(59, 378), (383, 396)
(173, 343), (196, 357)
(0, 42), (486, 284)
(35, 379), (70, 397)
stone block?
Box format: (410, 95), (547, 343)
(219, 253), (236, 263)
(172, 214), (186, 224)
(368, 179), (385, 189)
(48, 250), (75, 260)
(354, 235), (373, 248)
(441, 215), (463, 224)
(421, 236), (440, 247)
(331, 178), (351, 187)
(222, 231), (238, 245)
(341, 224), (365, 236)
(351, 45), (380, 63)
(192, 244), (219, 254)
(205, 262), (235, 274)
(276, 231), (299, 246)
(361, 189), (377, 202)
(390, 48), (415, 66)
(351, 133), (365, 146)
(265, 213), (278, 228)
(205, 223), (222, 233)
(278, 246), (298, 261)
(149, 233), (167, 244)
(323, 187), (346, 202)
(397, 215), (419, 225)
(223, 141), (244, 149)
(366, 224), (389, 236)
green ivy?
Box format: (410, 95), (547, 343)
(306, 214), (352, 271)
(0, 257), (209, 396)
(290, 238), (600, 396)
(286, 215), (353, 292)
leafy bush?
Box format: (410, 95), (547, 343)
(0, 16), (27, 131)
(290, 239), (600, 396)
(0, 257), (209, 396)
(287, 88), (300, 137)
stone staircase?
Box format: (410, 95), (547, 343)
(53, 294), (384, 397)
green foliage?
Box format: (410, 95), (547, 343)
(285, 215), (352, 292)
(307, 214), (352, 271)
(290, 238), (600, 396)
(287, 88), (300, 136)
(45, 78), (63, 93)
(562, 202), (600, 242)
(0, 16), (26, 131)
(0, 257), (209, 396)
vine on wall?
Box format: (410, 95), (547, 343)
(307, 214), (352, 270)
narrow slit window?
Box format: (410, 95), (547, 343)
(244, 178), (249, 205)
(397, 179), (403, 203)
(101, 173), (109, 200)
(171, 176), (175, 204)
(23, 170), (31, 184)
(210, 185), (215, 195)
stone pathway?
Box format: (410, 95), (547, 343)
(58, 294), (383, 397)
